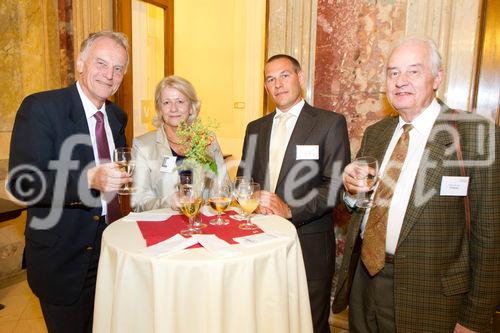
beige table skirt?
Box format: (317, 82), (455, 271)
(93, 210), (313, 333)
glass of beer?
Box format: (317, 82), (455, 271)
(235, 182), (260, 230)
(113, 147), (135, 195)
(232, 176), (253, 220)
(352, 156), (379, 208)
(179, 184), (203, 236)
(208, 180), (232, 226)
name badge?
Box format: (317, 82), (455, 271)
(160, 156), (177, 173)
(296, 145), (319, 160)
(440, 176), (469, 196)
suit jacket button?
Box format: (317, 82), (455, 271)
(85, 246), (94, 252)
(93, 215), (101, 222)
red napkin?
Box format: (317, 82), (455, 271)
(137, 211), (263, 247)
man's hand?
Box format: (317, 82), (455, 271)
(257, 191), (292, 219)
(342, 162), (376, 195)
(453, 323), (476, 333)
(87, 163), (131, 192)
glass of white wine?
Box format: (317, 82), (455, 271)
(235, 182), (260, 230)
(232, 176), (253, 220)
(179, 184), (203, 236)
(353, 156), (379, 208)
(114, 147), (135, 195)
(208, 180), (232, 226)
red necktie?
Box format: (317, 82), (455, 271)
(361, 124), (413, 275)
(94, 111), (121, 223)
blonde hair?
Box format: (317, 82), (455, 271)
(152, 75), (201, 127)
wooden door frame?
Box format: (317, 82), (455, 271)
(113, 0), (174, 145)
(472, 0), (500, 124)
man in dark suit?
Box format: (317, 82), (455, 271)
(334, 37), (499, 332)
(238, 54), (351, 333)
(7, 31), (131, 333)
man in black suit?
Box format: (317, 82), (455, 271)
(238, 54), (350, 332)
(7, 31), (131, 333)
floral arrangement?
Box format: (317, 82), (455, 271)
(176, 118), (219, 175)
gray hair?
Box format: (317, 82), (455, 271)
(79, 31), (129, 71)
(153, 75), (201, 127)
(389, 36), (442, 77)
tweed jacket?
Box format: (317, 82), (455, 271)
(333, 103), (500, 332)
(131, 126), (226, 212)
(7, 84), (127, 305)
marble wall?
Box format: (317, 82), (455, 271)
(314, 0), (406, 155)
(0, 0), (62, 177)
(0, 0), (64, 281)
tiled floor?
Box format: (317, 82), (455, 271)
(0, 279), (46, 333)
(0, 277), (349, 333)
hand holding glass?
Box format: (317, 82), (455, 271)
(114, 147), (135, 195)
(179, 184), (202, 236)
(235, 182), (260, 230)
(352, 156), (379, 208)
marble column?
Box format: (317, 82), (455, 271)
(266, 0), (318, 113)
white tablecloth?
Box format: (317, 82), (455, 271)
(93, 210), (313, 333)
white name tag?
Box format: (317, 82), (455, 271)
(440, 176), (469, 196)
(296, 145), (319, 160)
(160, 156), (177, 173)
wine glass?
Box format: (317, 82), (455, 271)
(352, 156), (379, 208)
(178, 184), (203, 236)
(232, 176), (253, 220)
(208, 180), (232, 226)
(114, 147), (135, 195)
(235, 182), (260, 230)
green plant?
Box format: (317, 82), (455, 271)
(176, 118), (219, 175)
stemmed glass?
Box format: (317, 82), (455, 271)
(114, 147), (135, 195)
(352, 156), (379, 208)
(235, 182), (260, 230)
(178, 184), (203, 236)
(232, 176), (253, 220)
(208, 180), (232, 226)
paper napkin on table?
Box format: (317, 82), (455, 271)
(140, 234), (241, 257)
(125, 211), (176, 222)
(233, 231), (289, 247)
(140, 234), (198, 256)
(191, 234), (242, 257)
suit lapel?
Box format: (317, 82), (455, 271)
(364, 117), (398, 164)
(275, 104), (316, 189)
(397, 107), (455, 248)
(68, 84), (95, 166)
(106, 103), (126, 148)
(258, 114), (274, 190)
(156, 126), (173, 157)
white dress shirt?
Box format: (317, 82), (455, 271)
(361, 98), (441, 254)
(77, 82), (116, 215)
(269, 99), (304, 160)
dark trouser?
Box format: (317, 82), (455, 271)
(39, 221), (105, 333)
(349, 258), (396, 333)
(298, 230), (335, 333)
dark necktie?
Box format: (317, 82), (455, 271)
(361, 124), (413, 276)
(94, 111), (121, 223)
